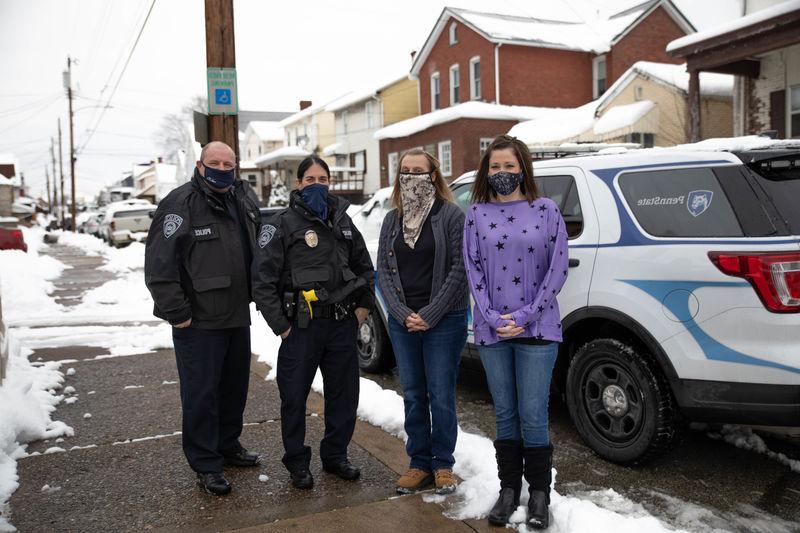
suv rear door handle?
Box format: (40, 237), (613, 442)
(569, 259), (580, 268)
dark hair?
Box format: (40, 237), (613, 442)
(390, 148), (454, 214)
(297, 156), (330, 181)
(471, 135), (539, 204)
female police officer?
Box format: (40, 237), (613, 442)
(252, 156), (374, 489)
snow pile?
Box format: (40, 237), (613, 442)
(0, 228), (66, 327)
(249, 304), (688, 531)
(9, 324), (172, 357)
(72, 271), (152, 320)
(53, 230), (106, 256)
(99, 242), (145, 273)
(0, 340), (73, 531)
(708, 425), (800, 474)
(593, 100), (655, 136)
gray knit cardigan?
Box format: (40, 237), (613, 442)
(377, 201), (469, 328)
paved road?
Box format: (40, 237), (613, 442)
(366, 363), (800, 532)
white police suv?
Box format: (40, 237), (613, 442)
(356, 140), (800, 465)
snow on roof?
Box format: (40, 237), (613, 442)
(325, 75), (407, 113)
(593, 100), (656, 136)
(0, 174), (12, 185)
(667, 0), (800, 52)
(671, 135), (800, 152)
(254, 145), (311, 167)
(322, 142), (343, 156)
(508, 101), (600, 146)
(279, 94), (352, 127)
(634, 61), (732, 96)
(374, 101), (554, 140)
(247, 120), (284, 142)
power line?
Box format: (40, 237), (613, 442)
(78, 0), (158, 154)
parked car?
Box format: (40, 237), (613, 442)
(101, 201), (156, 247)
(357, 141), (800, 465)
(0, 218), (26, 252)
(84, 213), (105, 238)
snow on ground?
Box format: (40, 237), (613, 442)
(707, 425), (800, 474)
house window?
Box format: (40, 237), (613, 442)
(469, 57), (481, 100)
(626, 132), (654, 148)
(791, 85), (800, 138)
(431, 72), (440, 110)
(342, 110), (349, 135)
(479, 137), (493, 156)
(450, 64), (460, 105)
(366, 100), (377, 129)
(593, 55), (607, 99)
(388, 152), (398, 185)
(247, 174), (258, 187)
(438, 140), (452, 177)
(449, 22), (458, 45)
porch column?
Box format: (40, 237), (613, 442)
(688, 69), (701, 142)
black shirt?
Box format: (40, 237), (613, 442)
(394, 199), (442, 312)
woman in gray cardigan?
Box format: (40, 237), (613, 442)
(377, 148), (469, 495)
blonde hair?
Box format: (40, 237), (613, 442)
(390, 148), (454, 214)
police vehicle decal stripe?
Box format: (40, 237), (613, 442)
(620, 279), (800, 374)
(585, 160), (800, 248)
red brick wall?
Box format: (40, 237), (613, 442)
(499, 45), (593, 107)
(418, 18), (496, 113)
(607, 6), (687, 85)
(378, 118), (518, 187)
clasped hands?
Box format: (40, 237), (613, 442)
(496, 314), (524, 338)
(404, 312), (430, 332)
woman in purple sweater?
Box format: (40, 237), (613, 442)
(463, 135), (568, 529)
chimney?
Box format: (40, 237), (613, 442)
(410, 50), (417, 61)
(157, 156), (163, 163)
(299, 100), (312, 111)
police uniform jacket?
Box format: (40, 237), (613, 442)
(144, 170), (261, 329)
(252, 189), (374, 336)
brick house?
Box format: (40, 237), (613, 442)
(377, 0), (694, 186)
(667, 0), (800, 140)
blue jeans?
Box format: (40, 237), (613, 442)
(478, 341), (558, 447)
(387, 311), (468, 471)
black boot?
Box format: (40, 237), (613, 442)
(523, 444), (553, 529)
(487, 439), (523, 526)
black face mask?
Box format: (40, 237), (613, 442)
(201, 162), (236, 189)
(488, 171), (522, 196)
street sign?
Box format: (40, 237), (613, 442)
(206, 68), (238, 115)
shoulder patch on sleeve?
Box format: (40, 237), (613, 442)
(163, 214), (183, 239)
(258, 224), (277, 248)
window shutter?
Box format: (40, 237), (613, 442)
(770, 90), (786, 138)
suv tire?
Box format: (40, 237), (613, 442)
(566, 338), (678, 465)
(357, 311), (393, 373)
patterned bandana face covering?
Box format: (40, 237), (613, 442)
(399, 172), (436, 249)
(488, 171), (522, 197)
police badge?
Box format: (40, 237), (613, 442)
(163, 213), (183, 239)
(304, 230), (318, 248)
(259, 224), (276, 248)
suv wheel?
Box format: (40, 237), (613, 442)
(357, 311), (392, 373)
(566, 338), (678, 465)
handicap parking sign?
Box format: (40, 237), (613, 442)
(215, 88), (231, 105)
(207, 68), (238, 115)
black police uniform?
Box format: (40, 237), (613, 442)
(144, 169), (261, 474)
(252, 189), (374, 473)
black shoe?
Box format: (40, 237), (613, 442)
(323, 460), (361, 481)
(527, 490), (550, 529)
(223, 448), (262, 467)
(488, 487), (519, 526)
(290, 469), (314, 490)
(196, 472), (231, 496)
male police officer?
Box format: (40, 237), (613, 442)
(144, 141), (263, 495)
(252, 156), (374, 489)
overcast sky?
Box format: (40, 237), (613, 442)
(0, 0), (742, 199)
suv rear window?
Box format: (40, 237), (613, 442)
(619, 167), (743, 238)
(745, 154), (800, 234)
(114, 209), (154, 218)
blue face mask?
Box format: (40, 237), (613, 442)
(300, 183), (329, 220)
(201, 162), (236, 189)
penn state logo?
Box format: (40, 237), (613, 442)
(258, 224), (276, 248)
(163, 213), (183, 239)
(687, 190), (713, 217)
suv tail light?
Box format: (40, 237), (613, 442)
(110, 220), (116, 231)
(10, 229), (23, 241)
(709, 251), (800, 313)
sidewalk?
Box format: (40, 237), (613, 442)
(8, 241), (490, 532)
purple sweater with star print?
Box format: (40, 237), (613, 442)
(463, 197), (569, 346)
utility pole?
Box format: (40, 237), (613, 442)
(58, 118), (65, 228)
(50, 137), (58, 217)
(45, 165), (51, 213)
(204, 0), (239, 158)
(65, 56), (77, 232)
